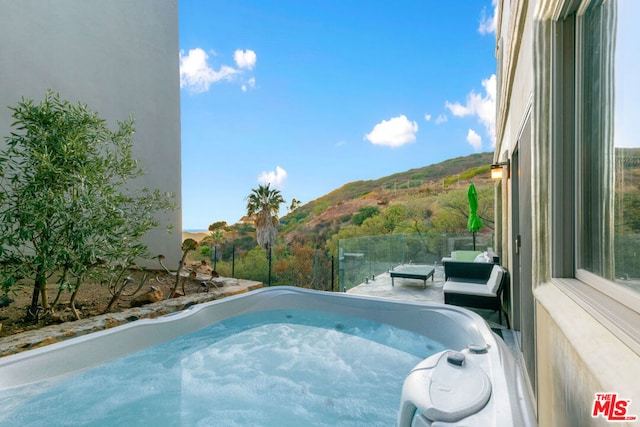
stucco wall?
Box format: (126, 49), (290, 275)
(496, 0), (640, 424)
(0, 0), (182, 267)
(497, 0), (535, 159)
(536, 284), (640, 426)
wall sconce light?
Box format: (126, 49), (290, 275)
(490, 160), (510, 180)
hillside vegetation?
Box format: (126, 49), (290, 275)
(193, 152), (497, 288)
(280, 152), (495, 242)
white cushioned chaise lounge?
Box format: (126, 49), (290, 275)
(443, 264), (510, 328)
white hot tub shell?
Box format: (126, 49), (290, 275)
(0, 287), (536, 426)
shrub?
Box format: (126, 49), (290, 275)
(0, 91), (174, 320)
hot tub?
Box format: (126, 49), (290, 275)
(0, 287), (535, 426)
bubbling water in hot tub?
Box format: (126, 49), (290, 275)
(0, 309), (447, 426)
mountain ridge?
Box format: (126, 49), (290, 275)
(279, 152), (495, 242)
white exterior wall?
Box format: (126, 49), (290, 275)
(495, 0), (535, 320)
(0, 0), (182, 268)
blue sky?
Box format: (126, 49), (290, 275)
(179, 0), (498, 230)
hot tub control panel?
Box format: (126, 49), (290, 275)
(397, 350), (492, 426)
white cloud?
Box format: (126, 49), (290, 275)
(258, 166), (287, 188)
(234, 49), (257, 70)
(478, 0), (498, 35)
(424, 114), (432, 121)
(180, 47), (258, 93)
(364, 115), (419, 148)
(435, 114), (448, 124)
(466, 129), (483, 151)
(445, 74), (496, 146)
(242, 77), (256, 92)
(445, 102), (468, 117)
(179, 48), (238, 93)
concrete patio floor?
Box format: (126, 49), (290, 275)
(346, 264), (447, 304)
(345, 265), (519, 353)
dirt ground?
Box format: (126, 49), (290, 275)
(0, 273), (177, 338)
(0, 232), (213, 339)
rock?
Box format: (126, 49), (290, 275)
(51, 311), (80, 323)
(198, 260), (212, 272)
(0, 295), (14, 308)
(104, 318), (124, 329)
(33, 337), (60, 349)
(190, 260), (220, 278)
(130, 286), (164, 307)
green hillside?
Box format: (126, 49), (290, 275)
(279, 152), (495, 243)
(194, 151), (497, 288)
(193, 149), (640, 289)
(292, 152), (491, 210)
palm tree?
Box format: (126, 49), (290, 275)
(246, 184), (285, 285)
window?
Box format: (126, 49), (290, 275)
(577, 0), (640, 295)
(546, 0), (640, 352)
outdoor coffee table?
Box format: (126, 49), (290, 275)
(390, 265), (435, 288)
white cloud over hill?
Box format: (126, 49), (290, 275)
(364, 115), (419, 148)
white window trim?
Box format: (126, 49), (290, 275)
(545, 0), (640, 356)
(553, 275), (640, 356)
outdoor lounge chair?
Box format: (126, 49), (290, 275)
(441, 249), (500, 280)
(443, 264), (511, 328)
(443, 259), (494, 281)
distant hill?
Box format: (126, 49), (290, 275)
(279, 152), (495, 243)
(189, 149), (640, 287)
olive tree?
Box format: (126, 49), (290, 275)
(0, 91), (174, 320)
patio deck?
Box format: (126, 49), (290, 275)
(346, 265), (519, 353)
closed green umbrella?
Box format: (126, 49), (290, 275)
(467, 183), (483, 250)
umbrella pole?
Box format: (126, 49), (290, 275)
(473, 232), (476, 251)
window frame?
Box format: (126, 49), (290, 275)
(549, 0), (640, 355)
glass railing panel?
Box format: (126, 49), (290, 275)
(338, 233), (495, 291)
